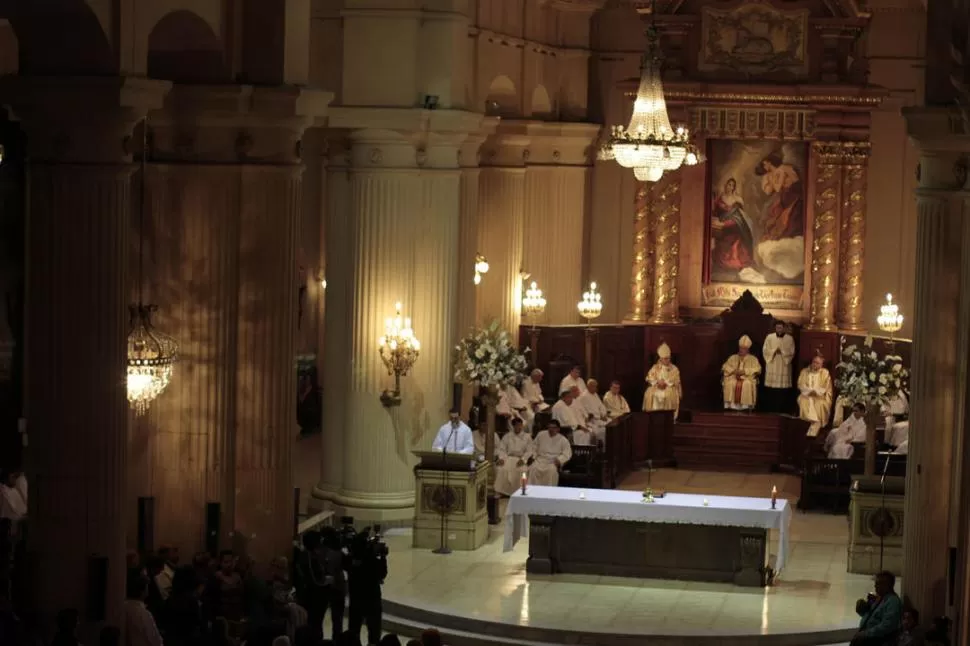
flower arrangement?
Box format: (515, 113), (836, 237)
(454, 320), (529, 389)
(834, 335), (910, 410)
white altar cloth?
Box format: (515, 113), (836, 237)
(504, 486), (792, 574)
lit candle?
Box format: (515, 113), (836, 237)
(521, 472), (528, 495)
(771, 485), (778, 509)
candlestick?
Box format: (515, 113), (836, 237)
(521, 472), (528, 495)
(771, 485), (778, 509)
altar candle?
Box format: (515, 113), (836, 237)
(521, 472), (528, 494)
(771, 485), (778, 508)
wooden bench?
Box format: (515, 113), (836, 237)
(799, 452), (907, 513)
(558, 414), (634, 490)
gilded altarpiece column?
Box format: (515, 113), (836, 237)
(648, 172), (682, 324)
(837, 143), (870, 331)
(626, 182), (654, 322)
(807, 142), (842, 330)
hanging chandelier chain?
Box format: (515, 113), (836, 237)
(138, 116), (148, 305)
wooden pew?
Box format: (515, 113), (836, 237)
(559, 414), (634, 490)
(799, 452), (907, 513)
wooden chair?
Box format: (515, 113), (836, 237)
(559, 445), (603, 489)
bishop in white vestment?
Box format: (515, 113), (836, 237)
(722, 335), (761, 410)
(551, 389), (590, 444)
(558, 365), (587, 396)
(762, 321), (795, 413)
(603, 381), (631, 418)
(494, 418), (536, 496)
(824, 403), (867, 459)
(521, 369), (550, 412)
(797, 355), (833, 435)
(577, 379), (610, 443)
(528, 420), (573, 486)
(643, 343), (681, 418)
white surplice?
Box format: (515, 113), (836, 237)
(521, 379), (550, 412)
(797, 366), (833, 434)
(762, 333), (795, 388)
(603, 391), (631, 418)
(503, 384), (535, 431)
(495, 431), (536, 496)
(558, 375), (587, 396)
(551, 399), (587, 434)
(528, 431), (572, 486)
(824, 415), (867, 459)
(577, 391), (609, 442)
(473, 429), (501, 461)
(431, 421), (475, 454)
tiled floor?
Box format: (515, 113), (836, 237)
(380, 468), (877, 637)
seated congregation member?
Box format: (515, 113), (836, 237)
(577, 379), (610, 443)
(473, 425), (501, 462)
(528, 420), (572, 486)
(722, 335), (761, 411)
(494, 418), (536, 496)
(825, 402), (868, 459)
(503, 381), (534, 432)
(431, 409), (474, 454)
(551, 389), (591, 444)
(603, 380), (631, 418)
(851, 570), (902, 646)
(521, 369), (550, 412)
(797, 354), (834, 435)
(558, 365), (587, 396)
(643, 343), (681, 418)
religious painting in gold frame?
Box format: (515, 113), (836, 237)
(702, 139), (807, 310)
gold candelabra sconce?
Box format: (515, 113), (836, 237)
(378, 301), (421, 407)
(877, 293), (904, 347)
(522, 281), (547, 360)
(578, 282), (603, 327)
(473, 253), (490, 285)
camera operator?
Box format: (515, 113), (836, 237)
(294, 530), (327, 639)
(318, 526), (348, 639)
(347, 527), (388, 646)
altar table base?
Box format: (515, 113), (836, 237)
(504, 486), (790, 587)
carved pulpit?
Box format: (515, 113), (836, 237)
(411, 451), (489, 551)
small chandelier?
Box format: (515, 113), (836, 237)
(377, 301), (421, 406)
(522, 281), (547, 327)
(877, 293), (903, 342)
(599, 14), (702, 182)
(578, 282), (603, 325)
(127, 304), (178, 415)
(473, 253), (490, 285)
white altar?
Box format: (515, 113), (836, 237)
(504, 486), (791, 578)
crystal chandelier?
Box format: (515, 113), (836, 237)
(377, 301), (421, 406)
(522, 281), (547, 327)
(877, 293), (904, 341)
(599, 16), (702, 182)
(577, 282), (603, 324)
(127, 118), (179, 415)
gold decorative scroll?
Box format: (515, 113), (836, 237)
(837, 142), (870, 331)
(808, 142), (842, 331)
(649, 173), (682, 324)
(699, 3), (810, 76)
(626, 183), (653, 321)
(689, 107), (815, 140)
(701, 284), (804, 310)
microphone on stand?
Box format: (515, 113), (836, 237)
(434, 422), (459, 555)
(877, 450), (893, 571)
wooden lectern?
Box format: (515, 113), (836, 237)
(412, 450), (490, 551)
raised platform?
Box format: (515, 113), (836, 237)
(674, 411), (809, 472)
(379, 468), (878, 646)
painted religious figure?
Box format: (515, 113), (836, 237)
(705, 141), (807, 309)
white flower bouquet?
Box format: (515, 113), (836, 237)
(454, 320), (529, 389)
(834, 335), (909, 410)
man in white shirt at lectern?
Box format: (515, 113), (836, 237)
(432, 409), (475, 454)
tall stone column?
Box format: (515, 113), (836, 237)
(5, 76), (169, 634)
(836, 142), (870, 331)
(902, 149), (963, 619)
(478, 132), (529, 334)
(807, 142), (841, 331)
(648, 172), (682, 324)
(315, 117), (471, 523)
(626, 182), (653, 322)
(455, 121), (492, 340)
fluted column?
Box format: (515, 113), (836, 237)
(953, 199), (970, 645)
(7, 76), (169, 634)
(837, 142), (870, 331)
(807, 142), (841, 330)
(902, 150), (963, 619)
(626, 182), (653, 322)
(478, 132), (529, 333)
(648, 172), (682, 324)
(456, 122), (492, 340)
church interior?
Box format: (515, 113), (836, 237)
(1, 0), (969, 645)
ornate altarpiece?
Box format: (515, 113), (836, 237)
(620, 0), (882, 331)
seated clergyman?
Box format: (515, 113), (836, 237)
(577, 379), (610, 443)
(503, 381), (534, 432)
(825, 402), (867, 459)
(520, 369), (549, 412)
(722, 335), (761, 411)
(558, 365), (587, 396)
(797, 354), (833, 435)
(643, 342), (681, 418)
(551, 388), (590, 442)
(603, 380), (631, 418)
(528, 420), (573, 487)
(494, 418), (535, 497)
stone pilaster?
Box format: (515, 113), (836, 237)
(807, 142), (841, 331)
(478, 130), (529, 334)
(3, 76), (170, 633)
(836, 143), (870, 331)
(648, 172), (682, 325)
(520, 122), (598, 325)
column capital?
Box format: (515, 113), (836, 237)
(0, 76), (171, 163)
(459, 116), (499, 169)
(482, 121), (533, 168)
(150, 84), (334, 164)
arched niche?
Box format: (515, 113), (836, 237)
(530, 85), (554, 120)
(485, 75), (519, 117)
(147, 10), (227, 83)
(0, 0), (115, 74)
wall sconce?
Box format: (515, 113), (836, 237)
(473, 253), (490, 285)
(320, 276), (327, 290)
(578, 282), (603, 326)
(377, 301), (421, 407)
(877, 292), (903, 347)
(522, 282), (547, 329)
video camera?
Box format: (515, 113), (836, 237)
(337, 516), (389, 559)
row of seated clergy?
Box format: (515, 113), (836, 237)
(821, 398), (910, 459)
(550, 383), (609, 445)
(487, 418), (573, 494)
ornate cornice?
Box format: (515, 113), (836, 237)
(621, 82), (886, 108)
